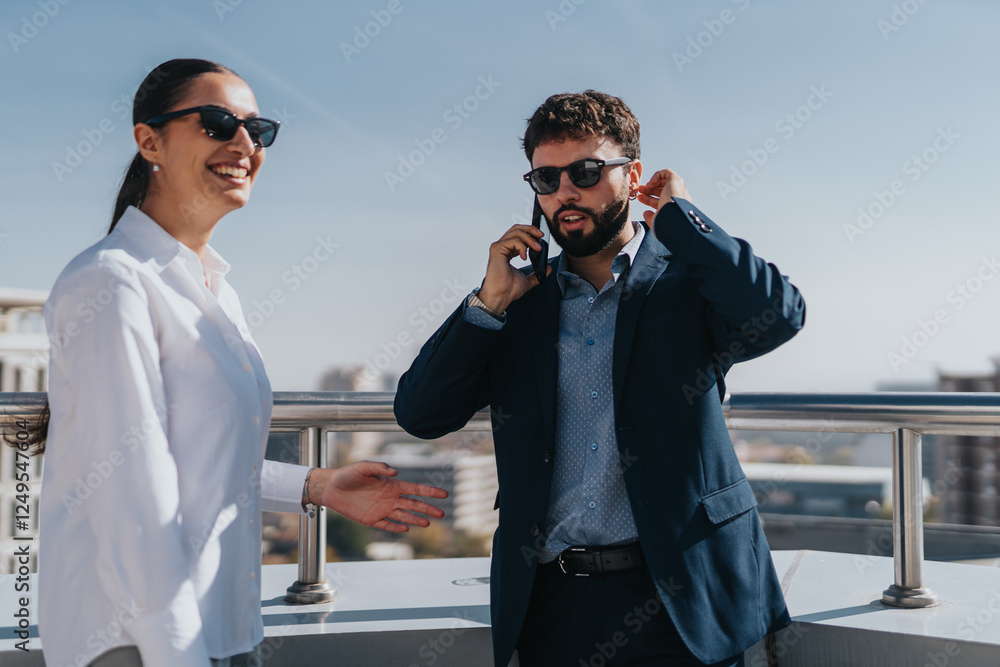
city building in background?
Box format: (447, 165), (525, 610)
(937, 366), (1000, 526)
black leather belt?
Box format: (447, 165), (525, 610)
(554, 542), (644, 577)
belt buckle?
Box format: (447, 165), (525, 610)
(557, 546), (591, 577)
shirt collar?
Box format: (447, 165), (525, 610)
(114, 206), (231, 296)
(556, 221), (645, 294)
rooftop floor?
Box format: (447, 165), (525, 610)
(4, 551), (1000, 665)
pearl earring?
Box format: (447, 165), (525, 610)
(151, 163), (160, 173)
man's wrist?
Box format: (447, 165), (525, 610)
(468, 289), (506, 321)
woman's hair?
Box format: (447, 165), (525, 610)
(109, 58), (240, 234)
(4, 61), (243, 456)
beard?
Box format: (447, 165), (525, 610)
(545, 186), (631, 258)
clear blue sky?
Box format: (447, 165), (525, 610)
(2, 0), (998, 392)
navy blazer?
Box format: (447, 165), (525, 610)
(395, 199), (806, 665)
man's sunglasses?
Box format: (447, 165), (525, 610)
(143, 106), (280, 148)
(523, 157), (632, 195)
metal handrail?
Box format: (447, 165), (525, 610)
(6, 391), (998, 606)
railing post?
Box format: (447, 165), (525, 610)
(285, 426), (337, 604)
(882, 427), (937, 608)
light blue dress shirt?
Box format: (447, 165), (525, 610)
(463, 223), (645, 562)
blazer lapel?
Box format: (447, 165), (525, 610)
(613, 229), (671, 413)
(531, 257), (561, 447)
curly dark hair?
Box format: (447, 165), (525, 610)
(522, 90), (640, 162)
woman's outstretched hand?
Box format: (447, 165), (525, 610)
(308, 461), (449, 533)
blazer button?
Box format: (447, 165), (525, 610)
(529, 523), (541, 537)
(689, 210), (712, 233)
(543, 450), (552, 463)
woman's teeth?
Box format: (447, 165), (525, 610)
(211, 165), (248, 178)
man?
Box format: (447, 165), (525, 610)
(395, 91), (805, 666)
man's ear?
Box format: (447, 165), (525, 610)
(628, 159), (642, 194)
(134, 123), (162, 166)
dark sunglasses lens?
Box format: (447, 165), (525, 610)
(200, 109), (238, 140)
(247, 119), (277, 147)
(531, 169), (560, 195)
(568, 160), (602, 188)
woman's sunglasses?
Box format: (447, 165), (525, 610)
(523, 157), (632, 195)
(143, 106), (280, 148)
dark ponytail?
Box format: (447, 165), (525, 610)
(109, 58), (240, 233)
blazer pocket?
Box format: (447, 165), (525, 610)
(701, 478), (757, 524)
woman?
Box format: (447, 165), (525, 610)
(37, 59), (447, 667)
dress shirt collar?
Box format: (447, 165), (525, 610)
(115, 205), (232, 297)
(556, 221), (645, 295)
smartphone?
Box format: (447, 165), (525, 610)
(529, 196), (549, 284)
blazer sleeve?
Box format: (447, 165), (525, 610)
(652, 197), (806, 365)
(394, 301), (501, 439)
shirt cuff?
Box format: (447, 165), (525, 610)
(261, 460), (311, 515)
(462, 292), (505, 330)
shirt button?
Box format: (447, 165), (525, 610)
(250, 572), (255, 581)
(588, 502), (596, 509)
(591, 443), (598, 451)
(588, 297), (595, 304)
(543, 450), (553, 464)
(253, 416), (260, 426)
(591, 391), (598, 398)
(242, 363), (251, 372)
(253, 465), (258, 474)
(250, 518), (254, 526)
(587, 338), (595, 345)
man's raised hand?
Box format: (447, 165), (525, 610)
(636, 169), (692, 228)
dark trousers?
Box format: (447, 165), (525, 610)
(516, 561), (745, 667)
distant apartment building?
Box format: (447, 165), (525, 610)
(937, 368), (1000, 526)
(452, 453), (499, 542)
(0, 288), (49, 574)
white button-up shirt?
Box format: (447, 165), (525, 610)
(38, 206), (309, 667)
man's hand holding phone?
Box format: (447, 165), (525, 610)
(477, 224), (552, 314)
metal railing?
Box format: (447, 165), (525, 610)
(6, 391), (1000, 607)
